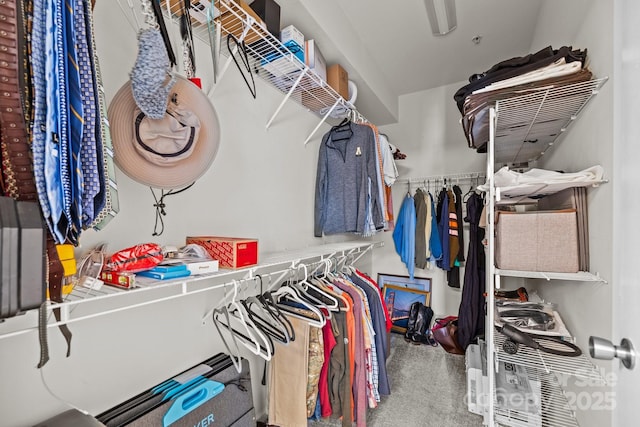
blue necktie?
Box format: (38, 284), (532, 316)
(62, 0), (83, 244)
(43, 0), (67, 244)
(73, 0), (101, 228)
(84, 0), (119, 230)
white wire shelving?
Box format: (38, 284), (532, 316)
(162, 0), (365, 144)
(495, 269), (605, 283)
(485, 76), (609, 426)
(0, 241), (383, 341)
(494, 334), (606, 383)
(493, 78), (608, 165)
(494, 369), (580, 427)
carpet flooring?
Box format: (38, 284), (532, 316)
(308, 334), (484, 427)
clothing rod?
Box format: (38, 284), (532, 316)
(395, 172), (486, 185)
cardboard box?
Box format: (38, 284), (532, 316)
(186, 236), (258, 269)
(100, 269), (135, 289)
(216, 0), (267, 44)
(305, 39), (327, 82)
(495, 209), (579, 273)
(327, 64), (349, 100)
(280, 24), (304, 50)
(249, 0), (281, 37)
(301, 85), (334, 111)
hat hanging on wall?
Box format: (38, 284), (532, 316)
(108, 75), (221, 189)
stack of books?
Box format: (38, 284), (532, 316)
(136, 259), (219, 280)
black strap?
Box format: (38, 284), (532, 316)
(499, 324), (582, 357)
(150, 0), (176, 66)
(150, 183), (195, 236)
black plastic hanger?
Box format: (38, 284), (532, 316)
(241, 297), (290, 344)
(227, 34), (256, 98)
(329, 117), (353, 142)
(260, 292), (295, 341)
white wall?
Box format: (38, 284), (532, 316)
(372, 82), (485, 318)
(0, 3), (372, 426)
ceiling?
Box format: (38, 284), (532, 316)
(269, 0), (572, 125)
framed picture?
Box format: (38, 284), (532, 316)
(377, 273), (432, 292)
(382, 284), (431, 333)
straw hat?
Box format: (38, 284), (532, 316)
(108, 75), (220, 189)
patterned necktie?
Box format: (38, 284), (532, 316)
(73, 0), (100, 228)
(62, 0), (83, 244)
(43, 0), (67, 244)
(30, 0), (54, 236)
(85, 0), (118, 230)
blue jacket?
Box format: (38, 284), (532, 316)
(393, 194), (416, 279)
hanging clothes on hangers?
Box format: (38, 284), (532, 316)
(456, 192), (486, 350)
(349, 270), (391, 396)
(393, 192), (416, 279)
(331, 277), (367, 426)
(414, 188), (428, 269)
(268, 316), (311, 427)
(453, 185), (465, 263)
(428, 190), (443, 263)
(446, 185), (466, 287)
(436, 186), (450, 271)
(359, 122), (388, 231)
(315, 122), (384, 237)
(260, 260), (391, 427)
(378, 133), (398, 230)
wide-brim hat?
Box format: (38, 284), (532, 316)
(108, 75), (220, 189)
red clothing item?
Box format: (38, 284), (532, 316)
(319, 311), (337, 418)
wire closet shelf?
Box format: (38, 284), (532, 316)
(493, 77), (608, 166)
(163, 0), (367, 143)
(0, 242), (383, 341)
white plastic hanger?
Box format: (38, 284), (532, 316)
(298, 264), (340, 311)
(214, 281), (273, 362)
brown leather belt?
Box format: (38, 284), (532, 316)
(0, 0), (71, 367)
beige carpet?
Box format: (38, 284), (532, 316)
(309, 334), (484, 427)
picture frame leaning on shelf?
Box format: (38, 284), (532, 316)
(379, 274), (432, 334)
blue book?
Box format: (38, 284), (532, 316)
(137, 269), (191, 280)
(151, 264), (189, 273)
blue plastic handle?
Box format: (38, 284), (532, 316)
(163, 377), (207, 401)
(162, 380), (224, 427)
